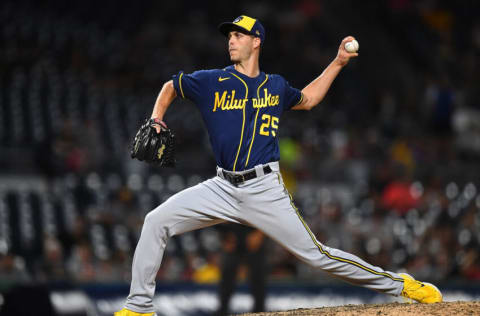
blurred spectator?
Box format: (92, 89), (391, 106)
(34, 235), (66, 282)
(0, 253), (30, 285)
(215, 224), (267, 316)
(66, 242), (97, 282)
(381, 164), (419, 215)
(35, 119), (90, 178)
(192, 252), (221, 284)
(459, 248), (480, 280)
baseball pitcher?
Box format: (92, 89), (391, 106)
(117, 15), (442, 316)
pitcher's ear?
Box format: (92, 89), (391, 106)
(253, 37), (261, 49)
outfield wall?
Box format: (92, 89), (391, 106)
(2, 282), (479, 316)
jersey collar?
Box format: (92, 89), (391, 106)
(224, 65), (265, 81)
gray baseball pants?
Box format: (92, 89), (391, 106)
(124, 162), (404, 313)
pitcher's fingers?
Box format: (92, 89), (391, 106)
(341, 36), (356, 44)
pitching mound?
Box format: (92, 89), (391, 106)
(238, 301), (480, 316)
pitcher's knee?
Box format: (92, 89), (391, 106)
(143, 207), (171, 237)
(143, 211), (156, 227)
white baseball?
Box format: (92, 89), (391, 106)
(345, 39), (359, 53)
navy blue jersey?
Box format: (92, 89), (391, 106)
(172, 65), (302, 171)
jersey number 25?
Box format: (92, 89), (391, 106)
(259, 114), (279, 137)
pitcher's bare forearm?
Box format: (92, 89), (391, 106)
(293, 36), (358, 111)
(151, 80), (177, 120)
(293, 60), (344, 110)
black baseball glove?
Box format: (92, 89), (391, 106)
(131, 118), (175, 167)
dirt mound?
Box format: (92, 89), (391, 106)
(238, 301), (480, 316)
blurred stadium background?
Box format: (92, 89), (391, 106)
(1, 0), (480, 315)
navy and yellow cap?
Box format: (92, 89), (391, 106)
(218, 15), (265, 44)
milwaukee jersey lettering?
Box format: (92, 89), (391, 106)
(172, 65), (302, 171)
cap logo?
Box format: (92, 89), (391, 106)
(256, 30), (260, 35)
(232, 15), (256, 32)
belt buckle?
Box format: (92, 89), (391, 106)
(233, 173), (245, 185)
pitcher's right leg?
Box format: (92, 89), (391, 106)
(124, 178), (239, 313)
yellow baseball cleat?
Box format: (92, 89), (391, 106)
(113, 308), (155, 316)
(400, 273), (443, 303)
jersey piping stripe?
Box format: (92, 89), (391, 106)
(245, 111), (260, 168)
(245, 75), (269, 167)
(284, 186), (404, 283)
(178, 72), (185, 98)
(229, 72), (248, 171)
(295, 92), (304, 106)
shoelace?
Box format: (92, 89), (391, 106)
(401, 279), (425, 303)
